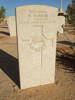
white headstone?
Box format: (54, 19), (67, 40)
(16, 5), (63, 89)
(8, 16), (16, 36)
(58, 16), (65, 25)
(57, 16), (65, 34)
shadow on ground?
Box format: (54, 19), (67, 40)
(56, 49), (75, 73)
(57, 41), (75, 46)
(0, 31), (10, 36)
(0, 49), (20, 87)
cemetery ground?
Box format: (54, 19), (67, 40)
(0, 22), (75, 100)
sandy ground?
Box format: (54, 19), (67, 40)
(0, 23), (75, 100)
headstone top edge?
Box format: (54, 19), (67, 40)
(8, 16), (15, 18)
(16, 5), (58, 10)
(8, 16), (15, 17)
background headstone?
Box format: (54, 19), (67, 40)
(57, 16), (65, 34)
(16, 5), (64, 89)
(7, 16), (16, 36)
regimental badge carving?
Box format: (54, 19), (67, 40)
(29, 36), (45, 52)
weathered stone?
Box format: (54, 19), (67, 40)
(16, 5), (64, 89)
(57, 16), (65, 34)
(8, 16), (16, 36)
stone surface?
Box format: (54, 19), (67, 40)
(7, 16), (16, 36)
(57, 16), (65, 34)
(58, 16), (65, 25)
(16, 5), (64, 89)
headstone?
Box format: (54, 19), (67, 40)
(16, 5), (64, 89)
(7, 16), (16, 36)
(57, 16), (65, 34)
